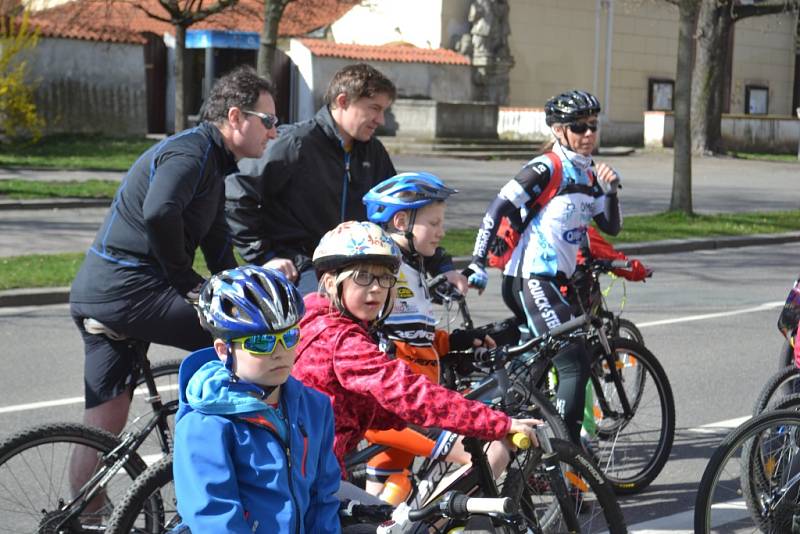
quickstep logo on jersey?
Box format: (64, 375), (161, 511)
(527, 278), (562, 329)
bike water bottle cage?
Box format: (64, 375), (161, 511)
(232, 326), (301, 356)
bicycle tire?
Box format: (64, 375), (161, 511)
(615, 318), (644, 345)
(106, 454), (178, 534)
(588, 338), (675, 494)
(695, 409), (800, 533)
(501, 438), (627, 533)
(0, 422), (150, 533)
(779, 336), (794, 370)
(753, 364), (800, 415)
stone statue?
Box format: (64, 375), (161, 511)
(453, 0), (514, 105)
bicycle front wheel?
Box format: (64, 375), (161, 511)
(0, 422), (150, 533)
(501, 438), (627, 533)
(590, 338), (675, 494)
(695, 409), (800, 533)
(615, 318), (644, 345)
(753, 364), (800, 415)
(106, 454), (179, 534)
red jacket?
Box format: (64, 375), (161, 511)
(293, 293), (511, 469)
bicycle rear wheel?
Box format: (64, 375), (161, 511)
(589, 338), (675, 494)
(106, 454), (178, 534)
(501, 438), (627, 533)
(695, 410), (800, 533)
(0, 422), (150, 533)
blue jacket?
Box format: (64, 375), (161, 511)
(173, 348), (341, 533)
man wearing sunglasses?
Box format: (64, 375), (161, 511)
(465, 89), (622, 449)
(69, 66), (279, 500)
(226, 63), (464, 297)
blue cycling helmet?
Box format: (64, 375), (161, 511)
(363, 172), (458, 224)
(199, 266), (305, 341)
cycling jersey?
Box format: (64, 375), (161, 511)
(472, 142), (620, 279)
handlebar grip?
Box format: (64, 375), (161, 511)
(609, 259), (631, 269)
(464, 497), (516, 515)
(510, 432), (531, 450)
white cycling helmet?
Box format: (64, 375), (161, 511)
(313, 220), (402, 274)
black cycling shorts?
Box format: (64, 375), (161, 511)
(71, 284), (211, 409)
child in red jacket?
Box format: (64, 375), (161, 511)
(292, 221), (540, 490)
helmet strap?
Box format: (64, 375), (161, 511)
(222, 341), (276, 400)
(404, 209), (419, 257)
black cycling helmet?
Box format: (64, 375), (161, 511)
(545, 90), (601, 126)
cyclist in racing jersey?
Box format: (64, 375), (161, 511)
(292, 221), (540, 487)
(360, 172), (493, 498)
(464, 90), (622, 445)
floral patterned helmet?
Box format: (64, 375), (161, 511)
(312, 220), (402, 274)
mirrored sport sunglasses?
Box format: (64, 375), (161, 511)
(243, 110), (279, 130)
(233, 326), (300, 356)
(351, 271), (397, 289)
(568, 121), (599, 134)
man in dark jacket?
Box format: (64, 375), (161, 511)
(228, 63), (470, 295)
(69, 66), (278, 503)
(226, 63), (401, 294)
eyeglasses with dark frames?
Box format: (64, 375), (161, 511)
(567, 122), (599, 134)
(243, 110), (279, 130)
(351, 271), (397, 289)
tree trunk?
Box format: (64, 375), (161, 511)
(174, 23), (186, 132)
(690, 0), (731, 155)
(257, 0), (289, 81)
(670, 0), (699, 214)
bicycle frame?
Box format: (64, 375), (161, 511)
(52, 351), (177, 529)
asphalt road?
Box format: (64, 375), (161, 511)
(1, 151), (798, 256)
(0, 241), (794, 531)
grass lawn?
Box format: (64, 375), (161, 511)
(728, 151), (800, 163)
(439, 210), (800, 256)
(3, 209), (800, 290)
(0, 134), (157, 171)
(0, 179), (120, 199)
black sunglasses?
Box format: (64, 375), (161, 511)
(567, 122), (599, 134)
(243, 110), (279, 130)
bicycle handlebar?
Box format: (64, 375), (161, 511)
(406, 491), (516, 522)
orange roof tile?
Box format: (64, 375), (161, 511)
(30, 0), (358, 45)
(298, 38), (470, 66)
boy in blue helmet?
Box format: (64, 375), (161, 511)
(361, 173), (499, 498)
(173, 266), (341, 533)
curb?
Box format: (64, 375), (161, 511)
(0, 198), (111, 210)
(3, 231), (800, 308)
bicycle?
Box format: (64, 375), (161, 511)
(695, 408), (800, 533)
(506, 311), (675, 495)
(0, 333), (187, 533)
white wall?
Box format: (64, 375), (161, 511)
(331, 0), (444, 48)
(28, 37), (147, 135)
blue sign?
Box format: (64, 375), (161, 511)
(185, 30), (260, 50)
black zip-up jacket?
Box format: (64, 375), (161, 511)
(70, 123), (238, 302)
(225, 106), (396, 270)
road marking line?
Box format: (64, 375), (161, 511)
(0, 384), (179, 414)
(637, 301), (783, 328)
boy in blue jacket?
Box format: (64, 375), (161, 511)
(173, 266), (341, 533)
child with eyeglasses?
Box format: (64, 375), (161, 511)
(172, 265), (341, 533)
(465, 89), (622, 449)
(292, 221), (540, 500)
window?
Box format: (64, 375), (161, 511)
(745, 85), (769, 115)
(648, 79), (674, 111)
